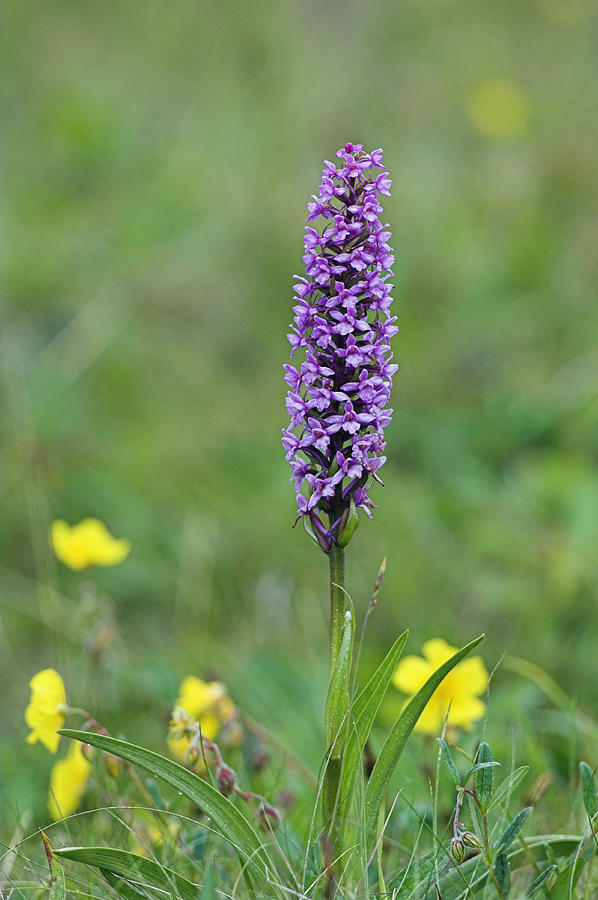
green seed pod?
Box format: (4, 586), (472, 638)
(462, 831), (484, 849)
(80, 742), (94, 762)
(185, 743), (201, 766)
(103, 753), (121, 778)
(450, 837), (465, 865)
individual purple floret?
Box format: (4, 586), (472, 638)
(282, 142), (397, 550)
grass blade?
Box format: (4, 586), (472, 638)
(338, 631), (409, 822)
(364, 635), (484, 841)
(101, 868), (147, 899)
(58, 729), (273, 895)
(55, 847), (199, 899)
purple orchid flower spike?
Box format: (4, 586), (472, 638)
(282, 143), (397, 551)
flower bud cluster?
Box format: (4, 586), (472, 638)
(282, 142), (397, 549)
(451, 828), (483, 865)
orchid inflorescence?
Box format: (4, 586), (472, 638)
(282, 142), (397, 550)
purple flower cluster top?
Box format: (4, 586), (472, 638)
(282, 142), (397, 550)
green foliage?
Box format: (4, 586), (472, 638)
(3, 3), (598, 897)
(58, 729), (273, 896)
(437, 738), (461, 787)
(337, 630), (408, 822)
(55, 847), (199, 900)
(488, 767), (529, 812)
(496, 806), (532, 853)
(41, 832), (66, 900)
(325, 609), (354, 751)
(364, 635), (484, 840)
(475, 742), (494, 812)
(579, 761), (598, 824)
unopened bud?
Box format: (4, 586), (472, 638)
(250, 747), (269, 772)
(337, 498), (359, 548)
(462, 831), (484, 849)
(278, 789), (295, 810)
(257, 804), (281, 831)
(103, 753), (121, 778)
(80, 743), (94, 762)
(450, 837), (465, 865)
(217, 765), (236, 797)
(185, 743), (201, 767)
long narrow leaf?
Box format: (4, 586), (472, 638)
(101, 868), (146, 899)
(437, 738), (461, 788)
(325, 609), (354, 749)
(496, 807), (532, 852)
(338, 631), (409, 821)
(580, 761), (598, 823)
(474, 742), (494, 812)
(364, 635), (484, 839)
(57, 729), (273, 895)
(55, 847), (199, 899)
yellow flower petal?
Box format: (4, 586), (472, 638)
(50, 518), (131, 570)
(168, 734), (193, 762)
(393, 639), (488, 735)
(48, 741), (91, 820)
(392, 655), (433, 694)
(169, 676), (234, 763)
(25, 668), (66, 754)
(51, 520), (88, 571)
(449, 657), (489, 697)
(75, 519), (131, 566)
(412, 696), (444, 735)
(167, 734), (209, 770)
(176, 677), (224, 717)
(422, 639), (457, 668)
(444, 695), (487, 730)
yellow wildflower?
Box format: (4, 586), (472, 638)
(48, 741), (92, 820)
(50, 518), (131, 571)
(468, 78), (531, 140)
(393, 639), (488, 735)
(25, 668), (67, 754)
(168, 676), (235, 762)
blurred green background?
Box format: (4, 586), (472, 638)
(2, 0), (598, 836)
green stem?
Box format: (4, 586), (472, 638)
(328, 544), (346, 678)
(323, 542), (346, 863)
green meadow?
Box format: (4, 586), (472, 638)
(2, 0), (598, 896)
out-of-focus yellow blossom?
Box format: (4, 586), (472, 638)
(393, 639), (488, 735)
(468, 79), (531, 140)
(168, 676), (236, 762)
(25, 668), (67, 754)
(50, 519), (131, 570)
(48, 741), (92, 820)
